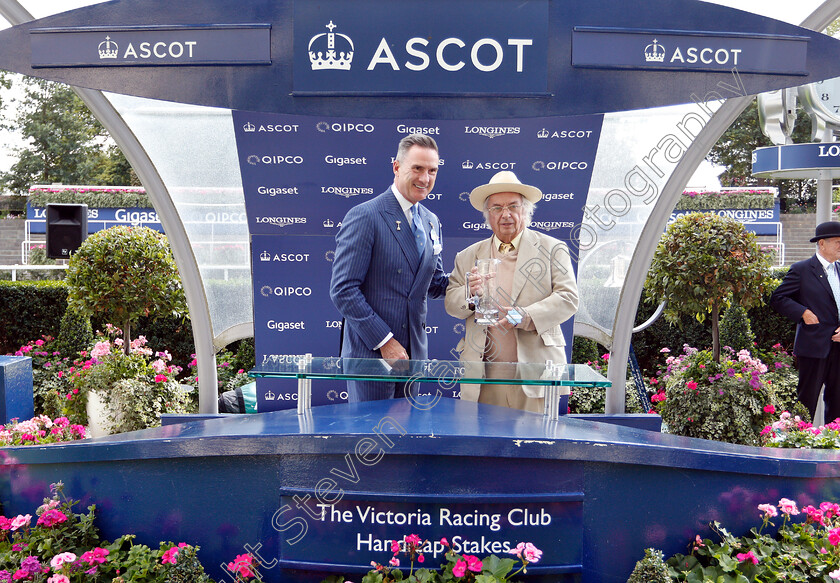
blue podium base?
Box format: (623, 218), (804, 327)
(0, 399), (834, 582)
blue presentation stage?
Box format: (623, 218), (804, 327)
(1, 402), (838, 582)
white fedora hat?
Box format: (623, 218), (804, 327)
(468, 171), (542, 211)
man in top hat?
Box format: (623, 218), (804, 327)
(770, 221), (840, 422)
(444, 171), (579, 412)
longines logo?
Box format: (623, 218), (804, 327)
(255, 216), (307, 226)
(317, 121), (375, 133)
(530, 221), (574, 231)
(309, 21), (354, 70)
(259, 251), (310, 262)
(247, 154), (304, 165)
(321, 185), (375, 198)
(461, 161), (517, 170)
(244, 122), (300, 133)
(537, 129), (594, 139)
(531, 161), (589, 171)
(464, 126), (520, 139)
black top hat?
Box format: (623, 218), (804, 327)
(810, 221), (840, 242)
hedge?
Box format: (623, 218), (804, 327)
(2, 268), (801, 378)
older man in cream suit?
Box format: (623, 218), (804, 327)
(445, 171), (579, 412)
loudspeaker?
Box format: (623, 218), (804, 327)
(46, 203), (88, 259)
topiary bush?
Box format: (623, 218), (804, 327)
(53, 307), (94, 357)
(719, 304), (755, 353)
(66, 226), (187, 353)
(626, 548), (671, 583)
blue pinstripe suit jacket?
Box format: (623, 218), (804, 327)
(330, 187), (448, 360)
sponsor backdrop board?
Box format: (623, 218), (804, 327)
(25, 204), (163, 234)
(669, 202), (781, 236)
(234, 113), (603, 411)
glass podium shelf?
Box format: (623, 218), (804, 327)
(250, 357), (610, 419)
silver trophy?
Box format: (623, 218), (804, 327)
(473, 258), (501, 325)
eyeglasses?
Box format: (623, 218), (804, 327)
(487, 203), (522, 215)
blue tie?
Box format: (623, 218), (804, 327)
(412, 206), (425, 256)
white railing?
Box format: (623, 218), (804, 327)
(0, 264), (67, 281)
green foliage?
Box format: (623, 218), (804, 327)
(0, 280), (67, 354)
(626, 548), (671, 583)
(645, 213), (774, 361)
(19, 245), (63, 281)
(676, 189), (774, 210)
(53, 307), (94, 357)
(657, 347), (774, 445)
(568, 354), (643, 414)
(66, 226), (187, 350)
(570, 336), (601, 364)
(28, 186), (149, 209)
(707, 98), (815, 212)
(0, 77), (133, 194)
(99, 378), (192, 434)
(719, 305), (755, 353)
(665, 506), (840, 582)
(0, 483), (217, 582)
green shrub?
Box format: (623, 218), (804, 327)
(626, 548), (671, 583)
(0, 280), (67, 354)
(66, 226), (187, 352)
(53, 307), (94, 357)
(719, 304), (755, 352)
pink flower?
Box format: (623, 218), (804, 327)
(405, 534), (421, 545)
(389, 557), (400, 567)
(465, 555), (482, 572)
(417, 555), (425, 563)
(758, 504), (777, 518)
(686, 381), (698, 390)
(522, 543), (542, 563)
(391, 541), (400, 554)
(50, 552), (77, 569)
(81, 547), (109, 565)
(36, 509), (67, 527)
(440, 537), (448, 546)
(227, 554), (256, 578)
(763, 404), (775, 414)
(829, 527), (840, 547)
(736, 550), (758, 564)
(830, 569), (840, 580)
(660, 347), (670, 353)
(47, 576), (69, 583)
(778, 498), (800, 516)
(154, 374), (168, 383)
(161, 544), (187, 565)
(452, 560), (467, 577)
(10, 514), (31, 530)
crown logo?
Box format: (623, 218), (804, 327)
(323, 219), (334, 228)
(243, 122), (256, 132)
(309, 21), (354, 71)
(461, 160), (474, 170)
(260, 250), (270, 261)
(537, 128), (549, 139)
(98, 36), (119, 59)
(265, 390), (276, 400)
(644, 39), (666, 63)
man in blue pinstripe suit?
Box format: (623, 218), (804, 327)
(330, 134), (449, 401)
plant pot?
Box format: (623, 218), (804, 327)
(85, 389), (121, 438)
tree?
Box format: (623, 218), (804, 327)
(645, 213), (774, 362)
(707, 99), (815, 212)
(0, 77), (134, 193)
(66, 226), (187, 353)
